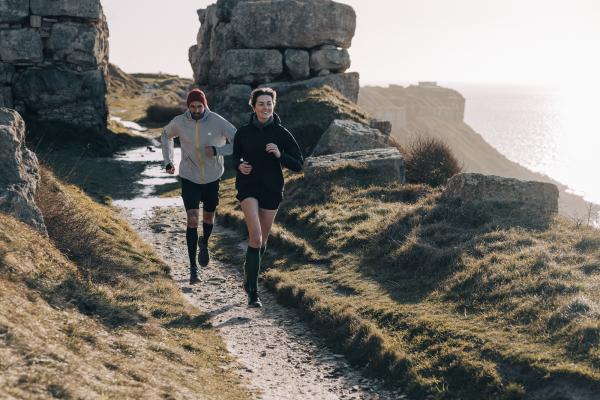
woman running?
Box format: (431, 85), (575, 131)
(233, 87), (304, 307)
(162, 88), (237, 284)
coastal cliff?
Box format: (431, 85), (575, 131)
(359, 84), (593, 221)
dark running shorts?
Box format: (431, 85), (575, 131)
(181, 177), (220, 212)
(236, 185), (283, 210)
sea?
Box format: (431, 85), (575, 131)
(447, 83), (599, 219)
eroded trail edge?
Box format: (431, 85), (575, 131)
(120, 205), (406, 400)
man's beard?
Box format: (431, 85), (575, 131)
(191, 112), (203, 120)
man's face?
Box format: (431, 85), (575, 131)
(189, 101), (205, 120)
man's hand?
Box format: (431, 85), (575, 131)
(238, 161), (252, 175)
(204, 146), (216, 158)
(266, 143), (281, 158)
(166, 163), (175, 174)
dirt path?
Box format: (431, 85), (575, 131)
(119, 205), (407, 400)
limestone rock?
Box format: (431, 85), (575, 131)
(444, 173), (559, 212)
(312, 119), (390, 156)
(369, 119), (392, 135)
(284, 49), (310, 80)
(216, 0), (248, 22)
(207, 83), (252, 127)
(13, 68), (107, 132)
(0, 62), (15, 84)
(0, 29), (43, 64)
(0, 87), (12, 108)
(0, 0), (29, 23)
(30, 0), (102, 20)
(310, 46), (350, 73)
(213, 49), (282, 85)
(0, 108), (46, 234)
(48, 22), (107, 67)
(260, 72), (359, 103)
(230, 0), (356, 49)
(304, 147), (405, 182)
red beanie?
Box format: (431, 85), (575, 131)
(187, 89), (207, 108)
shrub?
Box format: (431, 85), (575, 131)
(404, 136), (462, 187)
(145, 103), (186, 123)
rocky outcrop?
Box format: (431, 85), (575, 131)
(304, 147), (405, 182)
(259, 72), (360, 103)
(444, 173), (559, 213)
(0, 0), (109, 138)
(189, 0), (358, 125)
(0, 108), (46, 234)
(312, 119), (390, 156)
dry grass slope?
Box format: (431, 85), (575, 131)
(0, 168), (252, 399)
(209, 164), (600, 400)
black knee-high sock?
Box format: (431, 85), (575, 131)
(186, 228), (198, 269)
(245, 246), (261, 293)
(202, 222), (213, 245)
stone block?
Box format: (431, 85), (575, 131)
(30, 0), (102, 20)
(231, 0), (356, 49)
(310, 46), (351, 73)
(213, 49), (282, 85)
(0, 0), (29, 23)
(284, 49), (310, 80)
(313, 119), (390, 156)
(304, 147), (405, 182)
(444, 173), (559, 212)
(0, 29), (43, 64)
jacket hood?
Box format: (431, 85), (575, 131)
(184, 106), (212, 122)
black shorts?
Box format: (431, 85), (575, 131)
(236, 185), (283, 210)
(181, 177), (219, 212)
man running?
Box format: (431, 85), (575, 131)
(162, 88), (236, 284)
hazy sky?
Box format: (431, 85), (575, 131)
(102, 0), (600, 86)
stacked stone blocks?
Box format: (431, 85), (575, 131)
(0, 0), (109, 135)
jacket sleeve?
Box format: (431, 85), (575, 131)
(215, 116), (237, 156)
(161, 120), (179, 168)
(232, 128), (243, 172)
(279, 128), (304, 172)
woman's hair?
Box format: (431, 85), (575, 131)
(249, 87), (277, 107)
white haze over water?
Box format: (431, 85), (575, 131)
(448, 82), (600, 206)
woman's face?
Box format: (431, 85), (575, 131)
(188, 101), (205, 120)
(253, 94), (275, 123)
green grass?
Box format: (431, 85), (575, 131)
(0, 168), (253, 399)
(203, 163), (600, 399)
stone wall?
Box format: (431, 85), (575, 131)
(0, 0), (109, 137)
(189, 0), (358, 124)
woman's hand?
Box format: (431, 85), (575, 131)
(266, 143), (281, 158)
(238, 161), (252, 175)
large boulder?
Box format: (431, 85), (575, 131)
(260, 72), (360, 102)
(212, 49), (282, 85)
(0, 108), (46, 234)
(230, 0), (356, 49)
(0, 0), (29, 22)
(0, 29), (43, 64)
(304, 147), (405, 182)
(47, 22), (108, 67)
(30, 0), (102, 20)
(13, 67), (107, 132)
(310, 45), (351, 73)
(444, 173), (559, 212)
(284, 49), (310, 80)
(312, 119), (390, 156)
